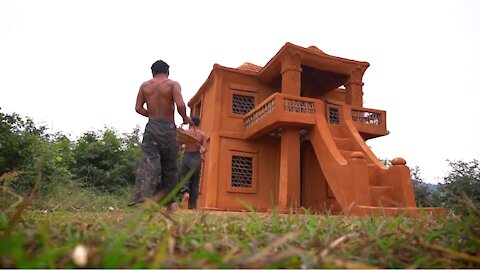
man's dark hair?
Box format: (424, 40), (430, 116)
(192, 116), (201, 127)
(151, 60), (169, 75)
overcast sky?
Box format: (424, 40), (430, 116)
(1, 0), (479, 184)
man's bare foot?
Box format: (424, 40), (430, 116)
(181, 192), (190, 209)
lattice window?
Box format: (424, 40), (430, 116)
(231, 156), (253, 188)
(232, 94), (255, 115)
(329, 107), (340, 124)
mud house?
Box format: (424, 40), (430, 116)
(187, 42), (442, 216)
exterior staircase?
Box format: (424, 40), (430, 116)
(308, 101), (443, 216)
(242, 93), (444, 216)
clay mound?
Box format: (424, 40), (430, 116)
(236, 62), (263, 72)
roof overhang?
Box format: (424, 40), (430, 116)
(259, 42), (370, 83)
(189, 43), (370, 106)
(188, 64), (258, 107)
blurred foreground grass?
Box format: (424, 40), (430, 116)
(1, 199), (479, 268)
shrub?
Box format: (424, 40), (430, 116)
(69, 127), (141, 194)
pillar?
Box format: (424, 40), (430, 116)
(387, 157), (417, 207)
(345, 67), (365, 106)
(278, 127), (301, 209)
(278, 51), (302, 209)
(280, 52), (302, 96)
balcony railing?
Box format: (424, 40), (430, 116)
(243, 93), (387, 140)
(243, 93), (317, 139)
(350, 106), (387, 139)
(244, 96), (276, 128)
(283, 98), (315, 114)
(352, 109), (382, 125)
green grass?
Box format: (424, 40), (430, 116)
(1, 169), (479, 268)
(1, 196), (479, 268)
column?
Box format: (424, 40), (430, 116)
(277, 51), (302, 209)
(280, 52), (302, 96)
(345, 67), (365, 106)
(278, 127), (301, 209)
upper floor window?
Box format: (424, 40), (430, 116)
(232, 94), (255, 115)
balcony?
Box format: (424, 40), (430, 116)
(243, 93), (317, 139)
(244, 93), (388, 140)
(326, 103), (388, 140)
(350, 106), (388, 139)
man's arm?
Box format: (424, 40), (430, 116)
(135, 86), (148, 117)
(171, 81), (193, 125)
(200, 131), (208, 161)
(201, 132), (209, 153)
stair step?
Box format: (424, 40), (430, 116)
(339, 149), (371, 161)
(367, 164), (383, 185)
(333, 137), (361, 151)
(339, 150), (354, 159)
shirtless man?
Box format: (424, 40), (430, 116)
(128, 60), (193, 206)
(179, 116), (208, 209)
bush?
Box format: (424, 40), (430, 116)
(69, 127), (141, 194)
(1, 109), (141, 199)
(0, 109), (60, 194)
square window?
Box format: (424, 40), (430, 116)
(231, 156), (253, 188)
(232, 94), (255, 115)
(227, 150), (257, 193)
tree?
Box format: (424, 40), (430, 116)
(0, 109), (47, 176)
(0, 109), (57, 194)
(70, 127), (141, 194)
(439, 159), (480, 213)
(410, 166), (443, 207)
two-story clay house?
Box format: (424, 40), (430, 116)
(187, 42), (442, 216)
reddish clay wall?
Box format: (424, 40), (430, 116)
(215, 137), (279, 211)
(190, 74), (218, 208)
(218, 71), (278, 134)
(301, 143), (328, 210)
(195, 68), (281, 210)
(301, 142), (342, 213)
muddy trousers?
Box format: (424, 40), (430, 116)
(130, 118), (178, 205)
(179, 152), (202, 209)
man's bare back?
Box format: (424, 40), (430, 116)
(135, 75), (191, 124)
(129, 60), (193, 208)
